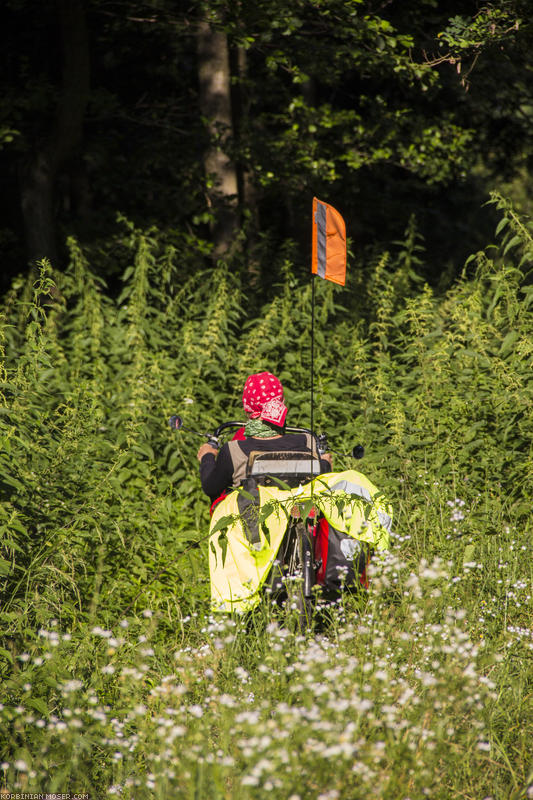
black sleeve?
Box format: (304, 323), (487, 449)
(199, 443), (235, 500)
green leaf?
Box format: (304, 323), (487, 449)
(0, 647), (14, 664)
(27, 697), (50, 716)
(499, 330), (518, 356)
(210, 514), (235, 536)
(0, 558), (12, 576)
(218, 531), (228, 567)
(495, 216), (509, 236)
(0, 473), (25, 491)
(503, 235), (522, 255)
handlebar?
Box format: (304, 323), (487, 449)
(169, 414), (364, 459)
(212, 422), (329, 452)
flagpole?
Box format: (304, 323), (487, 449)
(310, 195), (346, 481)
(309, 267), (316, 593)
(310, 272), (315, 450)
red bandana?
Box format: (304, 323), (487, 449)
(242, 372), (288, 427)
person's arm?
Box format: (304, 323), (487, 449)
(198, 442), (235, 499)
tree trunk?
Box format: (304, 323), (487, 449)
(235, 45), (257, 222)
(197, 20), (239, 257)
(234, 44), (260, 284)
(19, 0), (90, 268)
(20, 153), (57, 268)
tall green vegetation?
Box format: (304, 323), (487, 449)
(0, 198), (531, 797)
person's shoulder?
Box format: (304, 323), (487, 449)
(284, 431), (308, 442)
(224, 439), (248, 456)
(226, 438), (247, 449)
(279, 432), (309, 447)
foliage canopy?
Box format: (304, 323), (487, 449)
(1, 0), (532, 289)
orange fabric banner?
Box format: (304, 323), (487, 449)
(311, 197), (347, 286)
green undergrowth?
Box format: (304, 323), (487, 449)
(0, 195), (531, 798)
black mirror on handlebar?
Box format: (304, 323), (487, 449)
(168, 415), (214, 439)
(169, 415), (242, 445)
(327, 443), (365, 459)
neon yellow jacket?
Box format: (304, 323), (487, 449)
(208, 469), (392, 613)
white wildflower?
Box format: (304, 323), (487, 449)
(91, 626), (112, 638)
(241, 776), (260, 786)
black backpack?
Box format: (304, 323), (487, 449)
(227, 434), (322, 490)
(226, 437), (323, 549)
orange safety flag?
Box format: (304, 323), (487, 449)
(311, 197), (347, 286)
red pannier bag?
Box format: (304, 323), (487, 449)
(314, 517), (370, 592)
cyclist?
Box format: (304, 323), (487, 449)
(197, 371), (332, 504)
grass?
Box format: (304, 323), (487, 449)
(1, 542), (531, 799)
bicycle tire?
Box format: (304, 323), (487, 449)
(295, 519), (315, 632)
(264, 516), (316, 631)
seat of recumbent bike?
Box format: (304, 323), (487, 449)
(246, 450), (323, 488)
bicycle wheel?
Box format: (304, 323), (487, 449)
(264, 515), (316, 631)
(294, 518), (315, 631)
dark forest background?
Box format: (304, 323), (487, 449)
(1, 6), (532, 794)
(1, 0), (532, 299)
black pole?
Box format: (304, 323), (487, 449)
(310, 273), (316, 489)
(310, 273), (315, 444)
